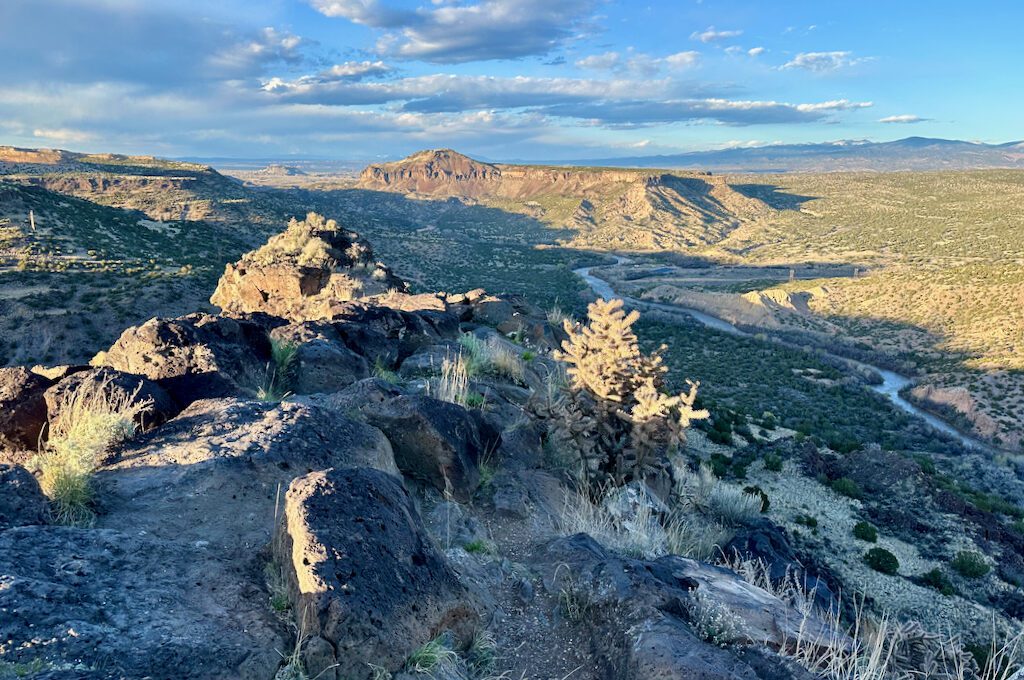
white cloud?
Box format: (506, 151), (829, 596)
(781, 51), (868, 72)
(748, 46), (765, 57)
(575, 50), (698, 74)
(879, 114), (929, 124)
(309, 0), (599, 63)
(690, 26), (743, 43)
(575, 51), (621, 70)
(32, 127), (95, 143)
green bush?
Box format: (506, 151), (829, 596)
(950, 550), (990, 579)
(864, 547), (899, 575)
(919, 567), (955, 596)
(763, 453), (783, 472)
(831, 477), (862, 499)
(853, 521), (878, 543)
(795, 514), (818, 529)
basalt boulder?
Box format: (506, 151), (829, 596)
(0, 366), (51, 454)
(0, 464), (47, 530)
(274, 468), (478, 680)
(96, 313), (271, 407)
(365, 395), (484, 502)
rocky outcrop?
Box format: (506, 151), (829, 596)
(0, 366), (51, 454)
(96, 398), (398, 557)
(0, 526), (285, 679)
(543, 534), (844, 679)
(96, 313), (271, 407)
(0, 464), (47, 530)
(365, 395), (484, 502)
(210, 212), (406, 321)
(275, 468), (478, 680)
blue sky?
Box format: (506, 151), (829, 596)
(0, 0), (1021, 160)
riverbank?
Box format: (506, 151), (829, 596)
(574, 265), (997, 455)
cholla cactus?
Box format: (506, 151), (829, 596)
(547, 298), (709, 491)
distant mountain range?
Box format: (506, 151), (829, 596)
(544, 137), (1024, 173)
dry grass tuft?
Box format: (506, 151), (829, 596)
(37, 377), (150, 525)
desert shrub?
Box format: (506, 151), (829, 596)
(853, 521), (878, 543)
(864, 547), (900, 575)
(686, 589), (742, 647)
(763, 453), (784, 472)
(795, 514), (818, 530)
(38, 377), (151, 525)
(950, 550), (990, 579)
(919, 567), (956, 596)
(541, 298), (708, 490)
(831, 477), (862, 499)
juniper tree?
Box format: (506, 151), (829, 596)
(546, 298), (709, 492)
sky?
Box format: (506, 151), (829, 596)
(1, 0), (1021, 161)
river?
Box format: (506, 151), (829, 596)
(574, 264), (992, 453)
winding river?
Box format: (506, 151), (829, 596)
(574, 263), (992, 453)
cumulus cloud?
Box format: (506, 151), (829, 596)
(748, 47), (765, 57)
(0, 1), (307, 86)
(575, 50), (698, 75)
(32, 127), (95, 143)
(261, 72), (671, 111)
(879, 114), (929, 124)
(690, 26), (743, 43)
(537, 97), (873, 127)
(781, 51), (868, 72)
(309, 0), (598, 63)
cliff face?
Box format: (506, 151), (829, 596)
(357, 149), (774, 250)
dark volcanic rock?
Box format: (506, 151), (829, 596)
(275, 468), (478, 680)
(365, 395), (483, 501)
(0, 366), (51, 452)
(96, 398), (397, 558)
(543, 534), (842, 679)
(99, 313), (271, 407)
(44, 366), (179, 433)
(0, 464), (47, 529)
(0, 526), (284, 680)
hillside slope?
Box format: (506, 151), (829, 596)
(358, 149), (774, 250)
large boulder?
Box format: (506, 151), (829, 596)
(270, 320), (371, 394)
(0, 366), (51, 453)
(97, 313), (271, 407)
(330, 303), (459, 367)
(96, 398), (398, 557)
(275, 468), (478, 680)
(0, 525), (284, 679)
(543, 534), (843, 680)
(365, 395), (483, 501)
(43, 366), (179, 434)
(0, 464), (47, 529)
(210, 212), (407, 322)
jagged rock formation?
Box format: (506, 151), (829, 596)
(358, 149), (774, 249)
(210, 212), (407, 321)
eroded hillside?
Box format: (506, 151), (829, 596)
(358, 149), (774, 250)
